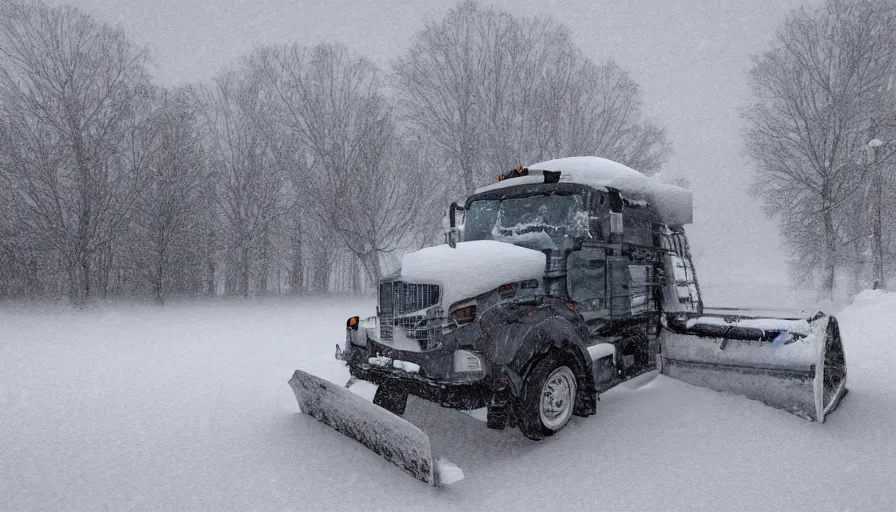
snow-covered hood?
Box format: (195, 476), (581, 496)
(400, 240), (546, 308)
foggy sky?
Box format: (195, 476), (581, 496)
(50, 0), (823, 299)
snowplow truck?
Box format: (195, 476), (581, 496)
(289, 156), (848, 486)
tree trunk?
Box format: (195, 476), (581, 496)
(873, 168), (886, 290)
(351, 254), (362, 294)
(289, 213), (304, 294)
(65, 251), (81, 305)
(460, 148), (475, 196)
(260, 225), (269, 294)
(153, 250), (165, 305)
(224, 260), (235, 295)
(74, 241), (91, 306)
(26, 257), (41, 298)
(316, 254), (331, 293)
(241, 244), (250, 298)
(821, 195), (836, 301)
(96, 241), (112, 299)
(290, 242), (304, 294)
(206, 258), (216, 296)
(361, 252), (381, 291)
(851, 241), (865, 297)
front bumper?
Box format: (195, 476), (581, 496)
(350, 363), (494, 409)
(338, 328), (498, 410)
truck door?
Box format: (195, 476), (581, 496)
(566, 246), (609, 331)
(608, 256), (631, 317)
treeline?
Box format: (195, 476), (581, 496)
(744, 0), (896, 298)
(0, 0), (670, 304)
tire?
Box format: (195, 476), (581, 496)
(372, 383), (409, 416)
(516, 353), (578, 440)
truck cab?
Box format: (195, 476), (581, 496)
(339, 157), (703, 439)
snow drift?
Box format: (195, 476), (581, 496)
(1, 292), (894, 511)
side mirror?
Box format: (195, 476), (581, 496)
(446, 227), (460, 248)
(447, 202), (465, 248)
(345, 316), (368, 347)
(449, 202), (464, 228)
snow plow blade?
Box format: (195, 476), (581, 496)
(659, 312), (847, 422)
(288, 369), (461, 486)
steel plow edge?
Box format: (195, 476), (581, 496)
(288, 369), (463, 487)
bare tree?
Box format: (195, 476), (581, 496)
(743, 0), (896, 298)
(0, 0), (152, 304)
(0, 161), (41, 297)
(0, 1), (676, 302)
(127, 87), (209, 303)
(336, 126), (437, 281)
(202, 61), (291, 298)
(262, 43), (434, 284)
(286, 204), (306, 294)
(863, 111), (896, 289)
(391, 2), (483, 195)
(392, 0), (671, 196)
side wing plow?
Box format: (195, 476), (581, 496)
(659, 312), (848, 422)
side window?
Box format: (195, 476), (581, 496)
(463, 200), (499, 241)
(567, 248), (607, 311)
(590, 193), (606, 241)
(623, 215), (653, 247)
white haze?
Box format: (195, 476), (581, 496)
(49, 0), (825, 302)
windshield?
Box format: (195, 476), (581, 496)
(464, 193), (588, 250)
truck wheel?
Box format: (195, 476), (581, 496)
(517, 353), (578, 440)
(372, 383), (408, 416)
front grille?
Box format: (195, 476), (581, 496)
(379, 281), (440, 316)
(379, 311), (394, 341)
(401, 282), (440, 314)
(395, 315), (440, 350)
(395, 314), (426, 330)
(378, 281), (441, 347)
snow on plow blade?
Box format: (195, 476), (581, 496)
(659, 313), (848, 422)
(288, 369), (461, 486)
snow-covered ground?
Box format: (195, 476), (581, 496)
(1, 290), (894, 511)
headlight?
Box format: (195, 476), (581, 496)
(345, 315), (367, 347)
(448, 300), (477, 326)
(453, 350), (483, 372)
(453, 350), (485, 380)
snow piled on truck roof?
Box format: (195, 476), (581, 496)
(475, 156), (693, 226)
(400, 240), (545, 308)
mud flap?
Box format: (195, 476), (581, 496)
(659, 314), (848, 422)
(288, 369), (463, 486)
